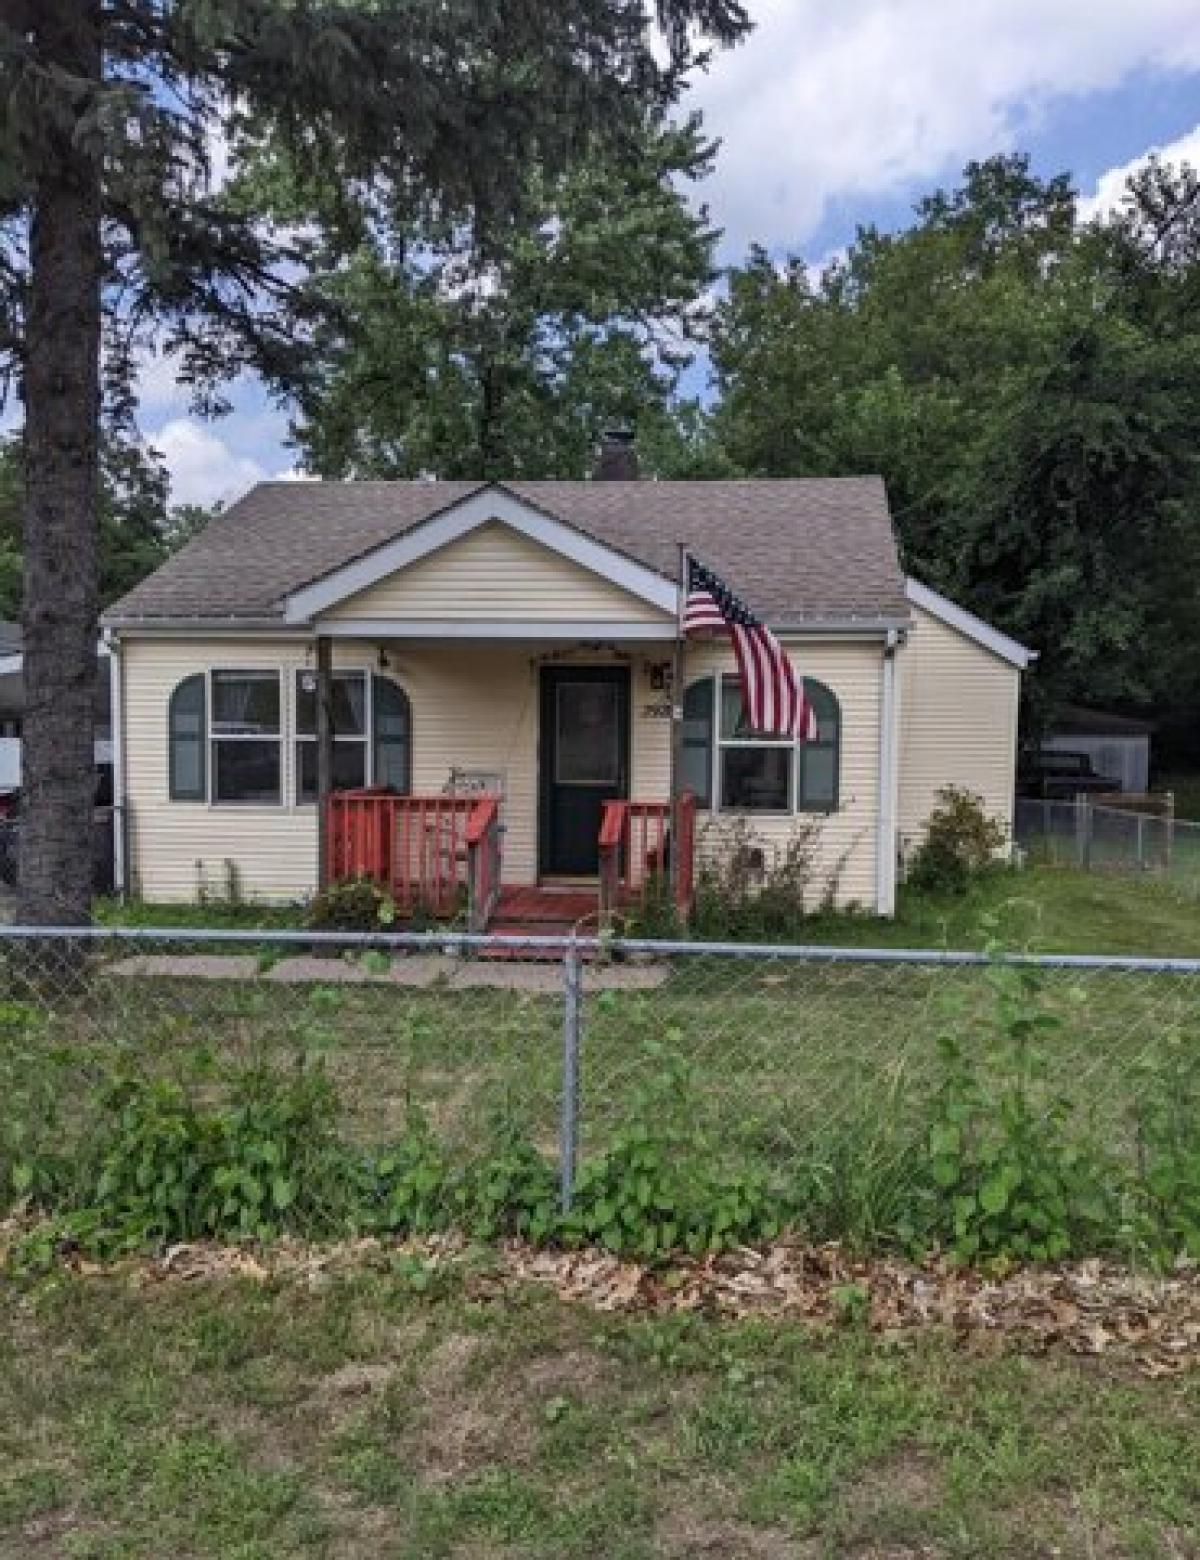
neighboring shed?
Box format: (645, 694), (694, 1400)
(1042, 706), (1154, 794)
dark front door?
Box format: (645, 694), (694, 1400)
(540, 666), (629, 876)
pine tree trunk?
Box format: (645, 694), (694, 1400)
(18, 0), (103, 925)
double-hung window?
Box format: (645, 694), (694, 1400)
(683, 674), (841, 813)
(168, 667), (412, 806)
(294, 670), (368, 802)
(210, 670), (282, 804)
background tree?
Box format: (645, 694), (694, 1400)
(0, 432), (216, 620)
(0, 0), (750, 923)
(248, 113), (720, 480)
(709, 154), (1200, 740)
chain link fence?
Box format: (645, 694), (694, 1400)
(1015, 797), (1200, 900)
(2, 925), (1199, 1229)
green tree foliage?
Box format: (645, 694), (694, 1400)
(0, 434), (216, 620)
(0, 0), (750, 921)
(253, 114), (723, 480)
(710, 155), (1200, 723)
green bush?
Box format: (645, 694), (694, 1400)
(1131, 1034), (1200, 1259)
(921, 965), (1117, 1263)
(70, 1065), (353, 1252)
(305, 878), (397, 933)
(691, 816), (834, 941)
(907, 786), (1008, 895)
(562, 1043), (781, 1258)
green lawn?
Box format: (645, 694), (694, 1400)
(98, 863), (1200, 956)
(798, 864), (1200, 957)
(4, 894), (1197, 1231)
(1, 1266), (1197, 1558)
(5, 869), (1200, 1557)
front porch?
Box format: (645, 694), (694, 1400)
(325, 789), (697, 932)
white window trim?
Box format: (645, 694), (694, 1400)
(207, 667), (285, 808)
(690, 674), (840, 817)
(292, 664), (373, 808)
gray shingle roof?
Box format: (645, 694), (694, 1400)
(105, 477), (909, 627)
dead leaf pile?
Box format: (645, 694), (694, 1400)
(5, 1216), (1199, 1378)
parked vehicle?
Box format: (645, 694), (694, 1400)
(1018, 749), (1122, 800)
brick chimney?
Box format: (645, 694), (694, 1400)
(593, 426), (639, 481)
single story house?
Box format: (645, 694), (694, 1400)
(102, 464), (1034, 922)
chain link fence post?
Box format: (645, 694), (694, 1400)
(559, 934), (582, 1214)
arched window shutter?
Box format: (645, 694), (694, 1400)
(168, 674), (207, 801)
(797, 679), (840, 812)
(372, 676), (411, 793)
(681, 676), (714, 808)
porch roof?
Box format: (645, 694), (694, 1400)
(104, 476), (909, 631)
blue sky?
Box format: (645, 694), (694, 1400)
(133, 0), (1200, 507)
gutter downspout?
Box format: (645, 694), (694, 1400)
(876, 629), (900, 916)
(104, 629), (127, 899)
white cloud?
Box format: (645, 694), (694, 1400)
(692, 0), (1200, 251)
(1077, 121), (1200, 221)
(147, 418), (268, 508)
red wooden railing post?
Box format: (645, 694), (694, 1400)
(465, 797), (502, 931)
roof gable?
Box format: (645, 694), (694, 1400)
(285, 486), (677, 624)
(317, 516), (676, 628)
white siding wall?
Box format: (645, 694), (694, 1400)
(323, 521), (673, 625)
(897, 603), (1020, 856)
(121, 632), (886, 908)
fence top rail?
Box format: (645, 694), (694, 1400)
(1, 923), (1199, 973)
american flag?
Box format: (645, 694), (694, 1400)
(684, 556), (817, 740)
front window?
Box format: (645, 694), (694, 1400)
(295, 670), (368, 803)
(211, 670), (281, 804)
(682, 674), (841, 814)
(719, 677), (794, 812)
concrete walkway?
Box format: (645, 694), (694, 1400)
(107, 951), (668, 992)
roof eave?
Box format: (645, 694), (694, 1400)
(905, 578), (1036, 670)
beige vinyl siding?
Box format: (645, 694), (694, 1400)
(122, 636), (322, 903)
(121, 631), (883, 908)
(675, 639), (884, 910)
(122, 636), (675, 902)
(322, 521), (673, 625)
(897, 602), (1020, 856)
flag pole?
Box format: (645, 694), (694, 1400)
(670, 540), (687, 909)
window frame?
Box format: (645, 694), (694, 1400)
(167, 664), (414, 810)
(292, 666), (372, 807)
(684, 673), (841, 816)
(208, 667), (284, 807)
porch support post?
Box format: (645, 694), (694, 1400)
(669, 542), (688, 907)
(316, 633), (334, 887)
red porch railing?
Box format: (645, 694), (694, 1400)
(326, 789), (502, 921)
(464, 796), (502, 932)
(598, 792), (696, 925)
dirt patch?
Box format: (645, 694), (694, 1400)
(410, 1331), (533, 1483)
(522, 1345), (608, 1398)
(655, 1509), (813, 1558)
(845, 1450), (943, 1522)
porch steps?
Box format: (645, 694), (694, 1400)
(482, 886), (601, 958)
